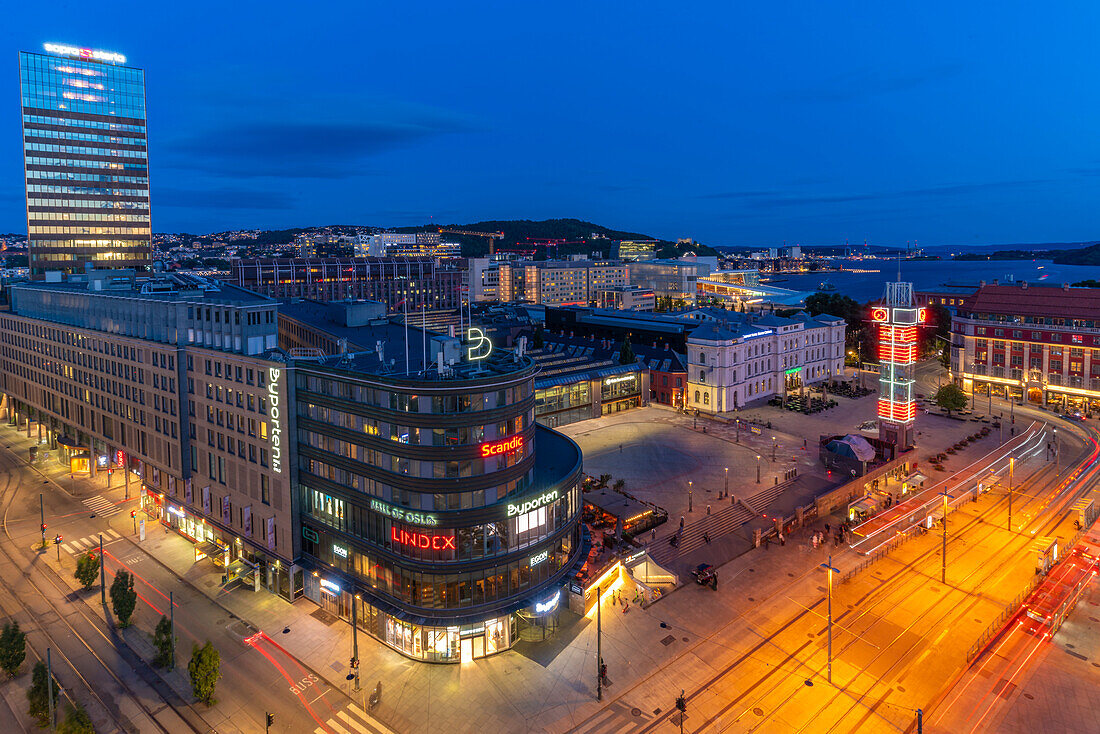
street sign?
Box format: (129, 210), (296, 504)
(139, 518), (146, 541)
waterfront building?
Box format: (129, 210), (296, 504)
(951, 282), (1100, 413)
(595, 284), (655, 312)
(626, 258), (713, 303)
(695, 269), (807, 308)
(229, 258), (463, 314)
(20, 43), (151, 275)
(0, 271), (298, 597)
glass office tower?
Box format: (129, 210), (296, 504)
(19, 44), (151, 275)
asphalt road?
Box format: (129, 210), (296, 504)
(0, 436), (368, 734)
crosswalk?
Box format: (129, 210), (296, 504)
(82, 495), (124, 518)
(61, 529), (121, 556)
(646, 502), (756, 566)
(314, 703), (395, 734)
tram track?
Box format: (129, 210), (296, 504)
(620, 425), (1093, 734)
(0, 447), (210, 734)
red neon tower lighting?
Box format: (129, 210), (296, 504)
(874, 283), (923, 449)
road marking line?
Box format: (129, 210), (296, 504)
(324, 719), (352, 734)
(69, 539), (84, 551)
(60, 544), (72, 554)
(347, 705), (396, 734)
(106, 529), (120, 539)
(337, 710), (372, 733)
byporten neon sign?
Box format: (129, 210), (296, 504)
(480, 435), (524, 458)
(467, 328), (493, 361)
(391, 527), (456, 550)
(507, 489), (559, 517)
(44, 43), (126, 64)
(268, 368), (283, 473)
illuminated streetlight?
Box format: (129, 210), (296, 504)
(1008, 457), (1014, 532)
(724, 467), (729, 498)
(688, 481), (693, 513)
(820, 556), (840, 684)
(771, 437), (777, 463)
(756, 455), (762, 484)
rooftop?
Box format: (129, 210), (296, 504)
(960, 283), (1100, 320)
(13, 271), (272, 307)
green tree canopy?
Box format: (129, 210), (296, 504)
(110, 570), (137, 628)
(74, 551), (100, 590)
(188, 641), (222, 706)
(58, 702), (94, 734)
(0, 621), (26, 677)
(935, 384), (969, 415)
(153, 615), (175, 669)
(619, 336), (635, 365)
(27, 660), (58, 727)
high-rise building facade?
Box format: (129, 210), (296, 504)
(20, 43), (152, 275)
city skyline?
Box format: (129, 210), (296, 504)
(2, 3), (1100, 246)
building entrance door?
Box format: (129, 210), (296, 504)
(321, 587), (340, 616)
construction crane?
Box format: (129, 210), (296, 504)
(438, 228), (505, 255)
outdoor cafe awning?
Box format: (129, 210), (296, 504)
(905, 472), (928, 484)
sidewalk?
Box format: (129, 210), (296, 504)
(1, 421), (865, 733)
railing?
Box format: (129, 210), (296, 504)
(966, 577), (1040, 663)
(839, 524), (921, 584)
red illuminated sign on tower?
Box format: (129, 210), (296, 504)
(479, 435), (524, 458)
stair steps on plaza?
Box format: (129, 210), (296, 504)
(645, 502), (756, 566)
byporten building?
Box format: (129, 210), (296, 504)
(281, 305), (588, 662)
(0, 271), (300, 598)
(20, 43), (151, 275)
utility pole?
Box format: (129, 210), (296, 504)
(596, 586), (603, 701)
(47, 647), (55, 730)
(352, 594), (360, 691)
(1008, 457), (1014, 532)
(917, 708), (923, 733)
(821, 556), (839, 683)
(99, 535), (106, 606)
(938, 490), (954, 584)
(169, 591), (175, 670)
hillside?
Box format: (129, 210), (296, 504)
(393, 218), (717, 258)
(953, 241), (1100, 265)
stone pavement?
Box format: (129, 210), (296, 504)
(0, 419), (863, 734)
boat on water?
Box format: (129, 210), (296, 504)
(817, 281), (837, 292)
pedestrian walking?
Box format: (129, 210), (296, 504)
(619, 444), (623, 453)
(706, 504), (711, 515)
(812, 534), (818, 549)
(779, 533), (785, 546)
(824, 523), (830, 535)
(680, 516), (685, 530)
(651, 528), (657, 542)
(703, 532), (710, 544)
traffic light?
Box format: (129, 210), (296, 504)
(131, 509), (137, 518)
(266, 713), (275, 726)
(41, 523), (47, 532)
(350, 656), (359, 669)
(676, 692), (686, 712)
(54, 534), (62, 544)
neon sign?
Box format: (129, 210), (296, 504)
(466, 327), (493, 361)
(44, 43), (126, 64)
(369, 498), (438, 526)
(320, 578), (341, 594)
(480, 435), (524, 458)
(534, 591), (560, 614)
(604, 374), (635, 385)
(268, 368), (283, 473)
(391, 527), (456, 550)
(333, 544), (349, 559)
(507, 489), (559, 517)
(876, 300), (920, 427)
(871, 307), (888, 322)
(530, 550), (549, 566)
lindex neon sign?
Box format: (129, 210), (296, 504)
(390, 527), (456, 551)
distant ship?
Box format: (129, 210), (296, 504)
(817, 280), (837, 292)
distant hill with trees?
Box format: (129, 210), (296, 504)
(953, 241), (1100, 265)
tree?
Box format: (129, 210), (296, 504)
(58, 701), (94, 734)
(619, 336), (635, 365)
(110, 570), (137, 628)
(188, 641), (221, 706)
(74, 551), (100, 590)
(153, 615), (175, 668)
(26, 660), (57, 727)
(612, 478), (625, 491)
(0, 621), (26, 677)
(935, 384), (969, 415)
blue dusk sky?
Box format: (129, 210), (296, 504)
(3, 1), (1100, 246)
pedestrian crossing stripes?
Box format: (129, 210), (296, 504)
(61, 529), (121, 556)
(568, 700), (652, 733)
(82, 495), (124, 518)
(314, 703), (396, 734)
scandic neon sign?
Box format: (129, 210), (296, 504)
(480, 435), (524, 458)
(391, 527), (456, 551)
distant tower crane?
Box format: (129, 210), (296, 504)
(438, 228), (505, 255)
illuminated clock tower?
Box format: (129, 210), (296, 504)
(872, 282), (925, 451)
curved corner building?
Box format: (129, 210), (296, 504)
(295, 345), (586, 662)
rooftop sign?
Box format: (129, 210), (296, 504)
(44, 43), (126, 64)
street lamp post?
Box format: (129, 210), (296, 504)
(1008, 457), (1014, 532)
(771, 437), (777, 463)
(724, 467), (729, 499)
(596, 585), (603, 701)
(937, 490), (954, 584)
(688, 481), (693, 513)
(756, 456), (761, 484)
(820, 555), (840, 684)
